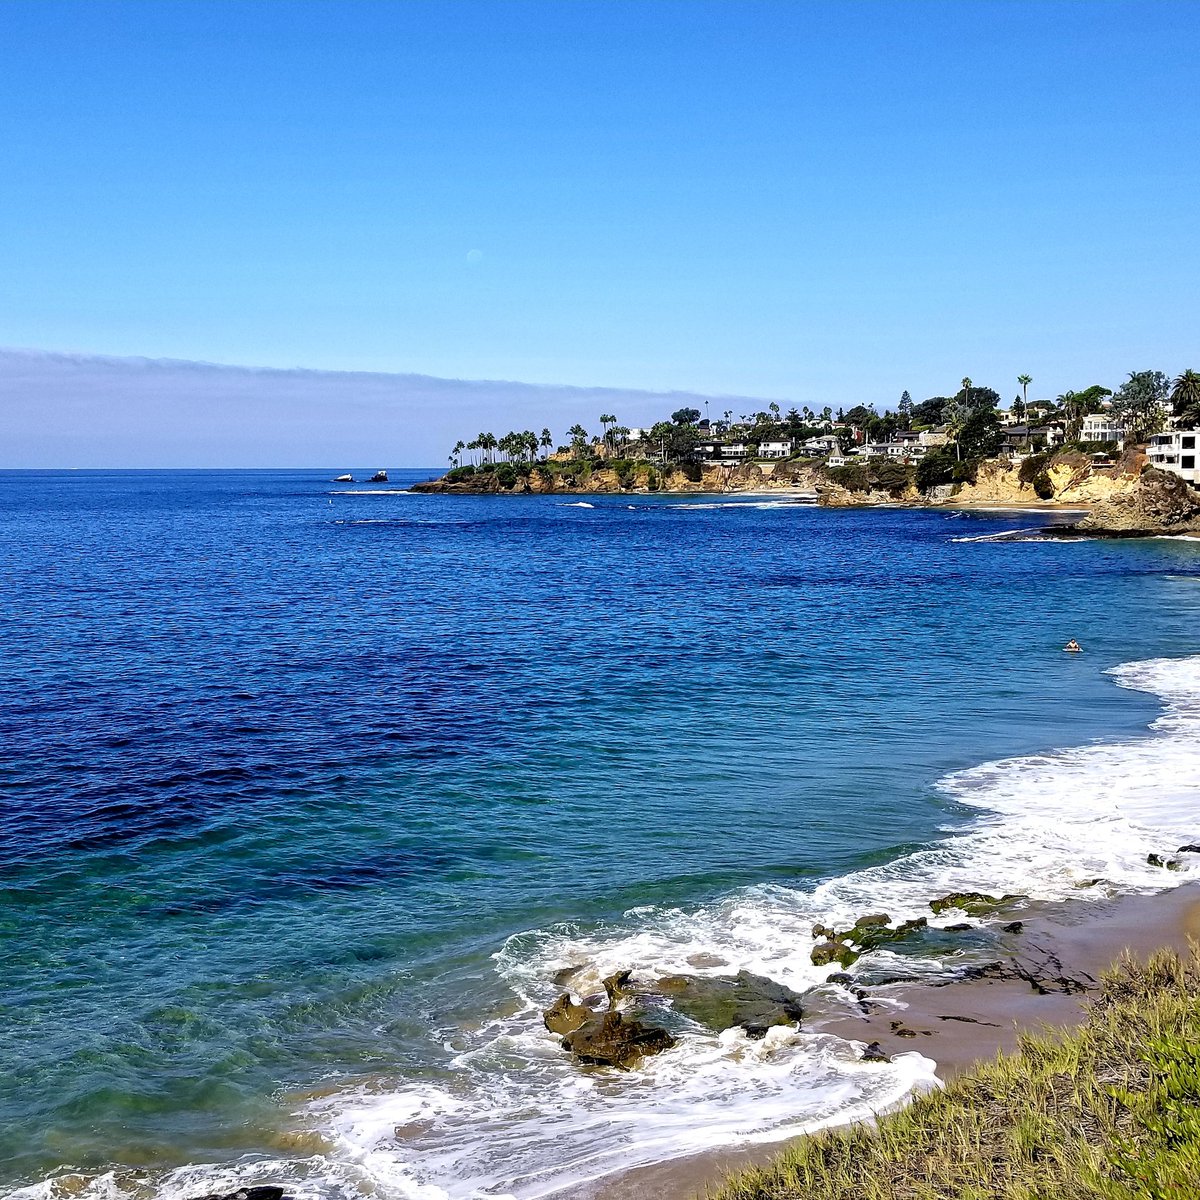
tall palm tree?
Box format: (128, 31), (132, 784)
(1017, 374), (1036, 412)
(598, 413), (615, 451)
(1170, 369), (1200, 427)
(540, 428), (553, 458)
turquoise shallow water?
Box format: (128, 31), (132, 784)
(1, 469), (1199, 1198)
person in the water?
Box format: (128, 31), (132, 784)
(1064, 638), (1082, 652)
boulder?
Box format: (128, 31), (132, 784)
(543, 992), (590, 1036)
(853, 913), (892, 930)
(811, 939), (859, 968)
(1147, 853), (1181, 870)
(655, 970), (803, 1038)
(929, 892), (1022, 915)
(1177, 844), (1200, 854)
(194, 1189), (285, 1200)
(861, 1041), (891, 1063)
(552, 964), (585, 987)
(602, 969), (634, 1002)
(1002, 921), (1025, 934)
(561, 1011), (676, 1069)
(850, 916), (927, 951)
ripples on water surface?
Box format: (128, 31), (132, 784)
(1, 469), (1199, 1198)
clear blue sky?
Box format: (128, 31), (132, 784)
(1, 0), (1196, 420)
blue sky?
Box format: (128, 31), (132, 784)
(1, 1), (1197, 463)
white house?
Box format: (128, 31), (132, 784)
(1081, 413), (1126, 444)
(758, 439), (794, 459)
(721, 441), (751, 459)
(800, 434), (839, 456)
(1147, 430), (1200, 485)
(918, 428), (950, 448)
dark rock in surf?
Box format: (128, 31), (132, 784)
(861, 1041), (891, 1063)
(853, 913), (891, 930)
(654, 970), (803, 1038)
(543, 992), (590, 1036)
(601, 969), (634, 1003)
(1147, 853), (1181, 870)
(561, 1011), (676, 1069)
(811, 939), (859, 968)
(370, 470), (388, 483)
(194, 1189), (285, 1200)
(552, 964), (585, 987)
(1177, 844), (1200, 854)
(929, 892), (1022, 915)
(1003, 921), (1025, 934)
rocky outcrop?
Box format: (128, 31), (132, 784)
(543, 992), (592, 1035)
(810, 914), (929, 967)
(1074, 468), (1200, 535)
(193, 1189), (285, 1200)
(654, 970), (804, 1038)
(560, 1011), (677, 1068)
(930, 892), (1023, 916)
(543, 968), (677, 1069)
(411, 460), (829, 497)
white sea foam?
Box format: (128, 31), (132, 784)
(16, 655), (1200, 1200)
(558, 502), (595, 508)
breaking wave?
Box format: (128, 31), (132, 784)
(13, 655), (1200, 1200)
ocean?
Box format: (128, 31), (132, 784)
(1, 468), (1198, 1199)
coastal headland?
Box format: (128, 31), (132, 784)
(411, 448), (1200, 537)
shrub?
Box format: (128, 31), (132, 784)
(446, 465), (476, 482)
(1032, 470), (1055, 499)
(495, 464), (518, 489)
(827, 464), (871, 492)
(951, 458), (979, 485)
(872, 460), (912, 496)
(916, 449), (957, 491)
(1019, 451), (1054, 484)
(646, 468), (659, 492)
(681, 461), (703, 482)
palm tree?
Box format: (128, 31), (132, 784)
(598, 413), (616, 451)
(451, 440), (465, 468)
(567, 424), (589, 457)
(1170, 369), (1200, 427)
(479, 432), (497, 465)
(540, 428), (553, 458)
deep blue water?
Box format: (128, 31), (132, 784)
(1, 469), (1198, 1197)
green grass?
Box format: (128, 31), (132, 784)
(710, 945), (1200, 1200)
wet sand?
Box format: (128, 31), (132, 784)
(586, 884), (1200, 1200)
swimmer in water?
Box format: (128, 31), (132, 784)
(1063, 638), (1082, 652)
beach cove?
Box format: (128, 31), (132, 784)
(2, 469), (1199, 1200)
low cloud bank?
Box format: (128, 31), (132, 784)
(0, 348), (770, 468)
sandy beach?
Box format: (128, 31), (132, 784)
(590, 883), (1200, 1200)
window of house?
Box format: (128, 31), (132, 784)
(1183, 456), (1196, 470)
(1183, 436), (1196, 449)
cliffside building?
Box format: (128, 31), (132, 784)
(1147, 430), (1200, 485)
(1081, 414), (1126, 445)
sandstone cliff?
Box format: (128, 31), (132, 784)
(1074, 468), (1200, 535)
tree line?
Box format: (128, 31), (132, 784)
(447, 369), (1200, 471)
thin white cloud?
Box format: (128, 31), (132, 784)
(0, 348), (777, 468)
